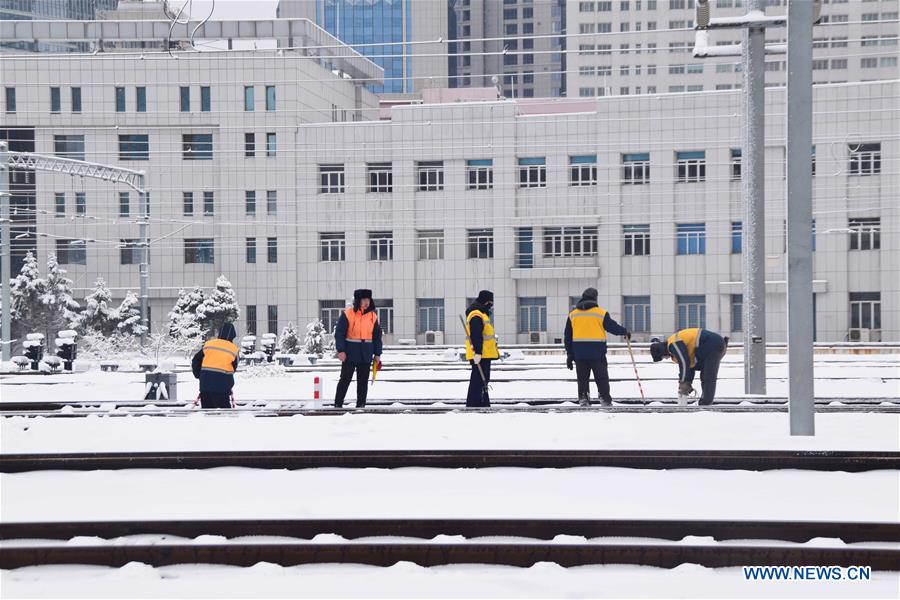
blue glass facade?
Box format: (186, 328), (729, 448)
(317, 0), (411, 93)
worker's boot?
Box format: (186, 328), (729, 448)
(599, 395), (613, 407)
(578, 393), (591, 407)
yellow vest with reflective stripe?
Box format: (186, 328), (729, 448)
(201, 338), (239, 374)
(667, 328), (701, 368)
(569, 307), (608, 342)
(465, 309), (499, 360)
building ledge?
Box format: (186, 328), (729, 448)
(718, 280), (829, 294)
(511, 266), (600, 280)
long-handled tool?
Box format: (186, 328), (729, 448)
(458, 314), (490, 399)
(626, 337), (646, 406)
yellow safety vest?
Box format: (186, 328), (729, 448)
(667, 328), (701, 368)
(569, 306), (608, 343)
(201, 338), (239, 374)
(465, 309), (499, 360)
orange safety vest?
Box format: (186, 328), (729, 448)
(344, 307), (378, 343)
(201, 338), (239, 374)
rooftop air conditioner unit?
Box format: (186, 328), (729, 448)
(529, 331), (547, 344)
(425, 330), (444, 345)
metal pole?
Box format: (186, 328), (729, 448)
(0, 141), (11, 362)
(138, 172), (149, 345)
(741, 0), (767, 395)
(786, 0), (815, 436)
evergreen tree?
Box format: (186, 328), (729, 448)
(168, 286), (205, 340)
(9, 251), (47, 338)
(279, 321), (301, 354)
(42, 253), (81, 338)
(302, 319), (329, 356)
(114, 291), (148, 338)
(77, 276), (116, 336)
(197, 275), (239, 334)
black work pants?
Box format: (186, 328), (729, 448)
(575, 356), (611, 401)
(466, 359), (492, 408)
(200, 391), (231, 409)
(335, 361), (370, 408)
(698, 341), (727, 406)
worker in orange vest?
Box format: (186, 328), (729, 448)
(650, 328), (728, 405)
(191, 322), (239, 409)
(333, 289), (383, 408)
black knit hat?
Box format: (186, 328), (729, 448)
(582, 287), (599, 301)
(649, 338), (667, 362)
(476, 290), (494, 304)
(353, 289), (373, 301)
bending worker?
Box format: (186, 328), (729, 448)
(333, 288), (383, 408)
(649, 328), (728, 405)
(564, 287), (630, 406)
(464, 290), (498, 408)
(191, 322), (239, 409)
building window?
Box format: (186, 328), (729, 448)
(266, 133), (276, 157)
(848, 143), (881, 175)
(368, 231), (393, 261)
(319, 164), (345, 193)
(71, 87), (82, 113)
(55, 193), (65, 216)
(183, 134), (213, 160)
(319, 232), (346, 262)
(118, 135), (149, 161)
(180, 86), (190, 112)
(623, 224), (650, 256)
(244, 133), (255, 157)
(417, 229), (444, 260)
(731, 148), (742, 180)
(623, 296), (651, 333)
(184, 238), (214, 264)
(849, 292), (881, 334)
(467, 159), (493, 190)
(54, 135), (85, 161)
(118, 239), (139, 265)
(50, 87), (61, 113)
(676, 223), (706, 255)
(75, 192), (86, 215)
(244, 86), (254, 111)
(518, 157), (547, 188)
(518, 297), (547, 333)
(183, 192), (194, 216)
(516, 227), (534, 268)
(246, 237), (256, 263)
(376, 299), (394, 335)
(416, 161), (444, 191)
(543, 226), (598, 257)
(246, 305), (257, 336)
(367, 162), (393, 193)
(115, 87), (126, 112)
(417, 299), (445, 333)
(203, 191), (214, 216)
(676, 151), (706, 182)
(267, 237), (278, 263)
(245, 190), (256, 216)
(119, 192), (130, 217)
(731, 294), (743, 332)
(5, 87), (15, 113)
(848, 217), (880, 251)
(320, 300), (345, 334)
(731, 221), (742, 254)
(677, 295), (706, 329)
(136, 87), (146, 112)
(267, 190), (277, 215)
(569, 155), (598, 186)
(267, 305), (278, 334)
(622, 153), (650, 184)
(261, 85), (275, 111)
(467, 228), (494, 259)
(56, 239), (86, 265)
(200, 86), (211, 112)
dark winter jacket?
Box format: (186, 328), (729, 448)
(334, 299), (383, 365)
(669, 329), (726, 384)
(192, 323), (239, 395)
(465, 301), (493, 356)
(564, 298), (628, 361)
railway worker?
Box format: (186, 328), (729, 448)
(333, 289), (383, 408)
(564, 287), (630, 406)
(649, 328), (729, 405)
(191, 322), (239, 409)
(464, 290), (499, 408)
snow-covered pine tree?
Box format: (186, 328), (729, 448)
(168, 286), (205, 341)
(279, 321), (301, 354)
(77, 277), (117, 336)
(302, 319), (328, 356)
(114, 291), (148, 338)
(43, 253), (81, 338)
(9, 251), (47, 339)
(197, 275), (240, 335)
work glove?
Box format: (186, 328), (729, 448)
(473, 354), (482, 365)
(566, 355), (574, 370)
(678, 381), (696, 397)
(374, 356), (382, 370)
(624, 330), (632, 341)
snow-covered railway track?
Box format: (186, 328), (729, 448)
(2, 449), (897, 472)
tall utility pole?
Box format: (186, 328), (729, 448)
(138, 173), (149, 344)
(0, 141), (10, 362)
(785, 0), (815, 436)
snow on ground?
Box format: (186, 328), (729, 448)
(3, 562), (899, 599)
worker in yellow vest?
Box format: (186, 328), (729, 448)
(191, 322), (239, 409)
(465, 290), (499, 407)
(333, 289), (383, 408)
(650, 328), (728, 405)
(564, 288), (630, 406)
